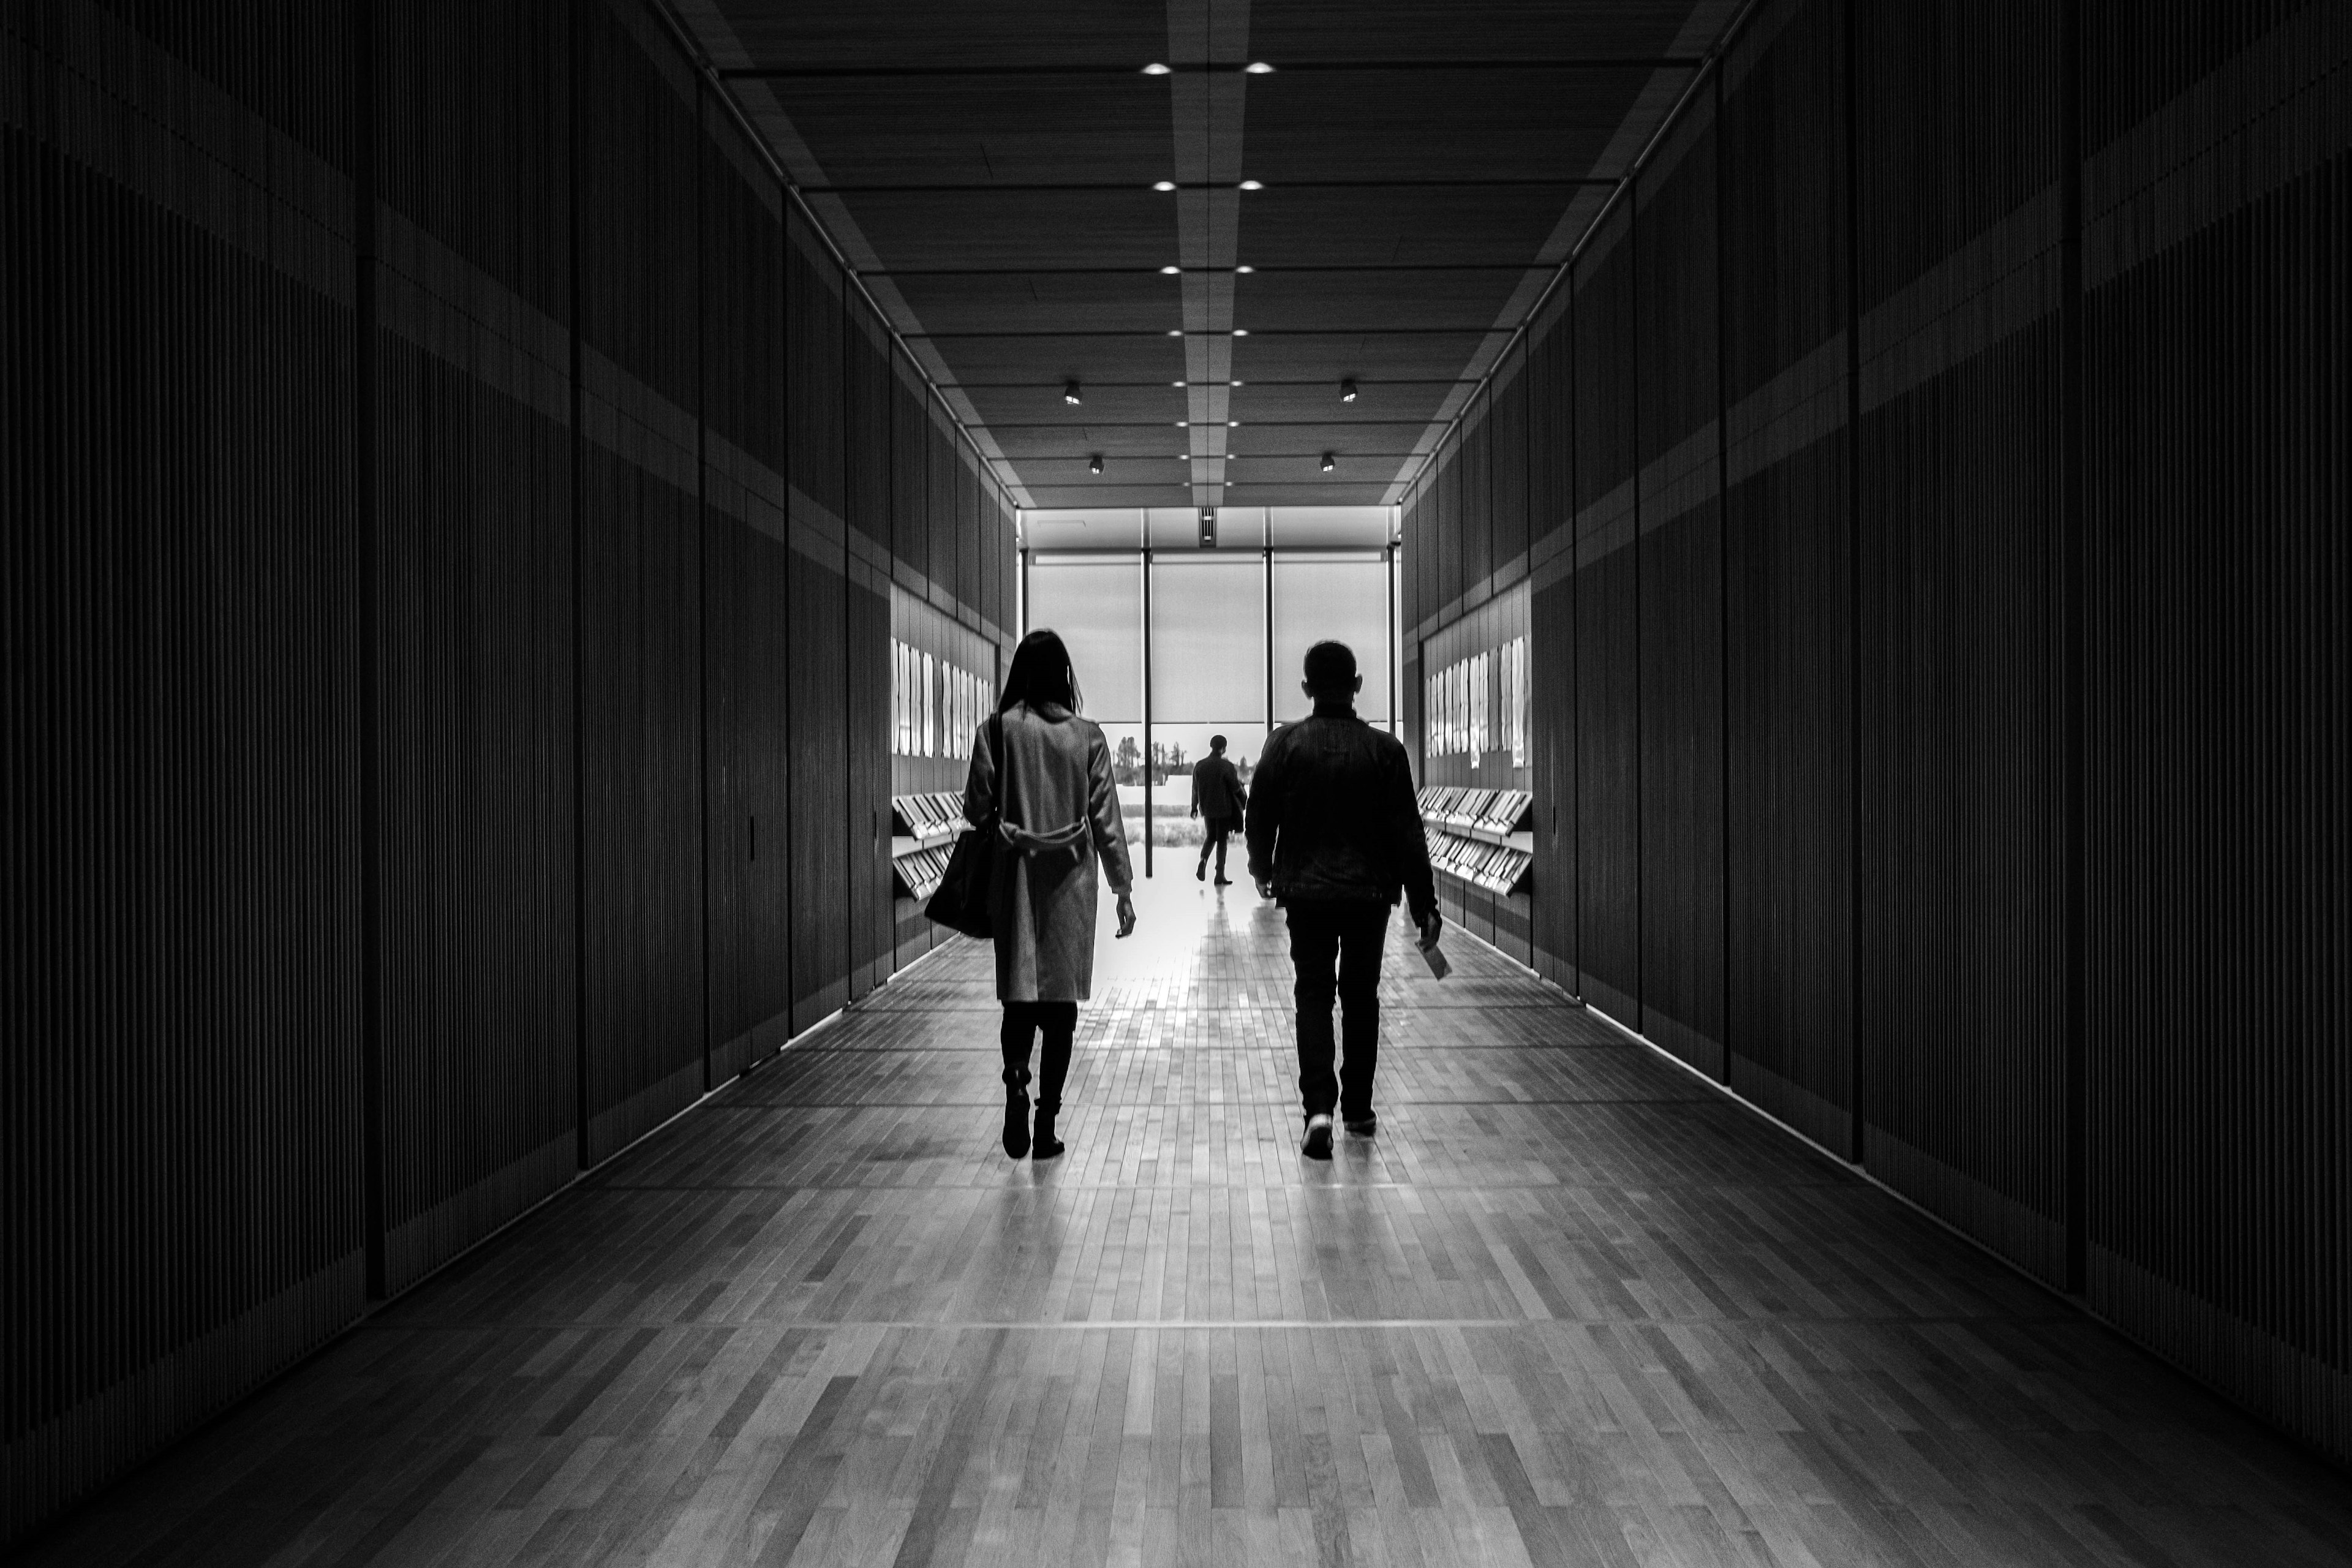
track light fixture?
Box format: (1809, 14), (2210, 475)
(1064, 380), (1082, 405)
(1321, 452), (1337, 472)
(1340, 377), (1358, 402)
(1089, 454), (1103, 474)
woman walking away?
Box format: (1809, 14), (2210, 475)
(965, 629), (1137, 1159)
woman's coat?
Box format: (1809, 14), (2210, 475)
(963, 702), (1133, 1001)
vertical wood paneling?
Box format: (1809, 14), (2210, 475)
(1460, 386), (1493, 600)
(1635, 100), (1726, 1079)
(846, 307), (892, 554)
(891, 352), (929, 580)
(4, 4), (366, 1539)
(1490, 340), (1529, 580)
(1572, 208), (1641, 1025)
(1719, 0), (1856, 1153)
(576, 0), (704, 1164)
(1853, 0), (2070, 1283)
(6, 0), (976, 1542)
(786, 208), (845, 525)
(846, 578), (891, 998)
(700, 92), (791, 1084)
(1525, 290), (1574, 554)
(2081, 0), (2352, 1460)
(928, 398), (957, 601)
(372, 0), (578, 1292)
(1528, 573), (1578, 992)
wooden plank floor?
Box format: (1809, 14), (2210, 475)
(23, 881), (2352, 1567)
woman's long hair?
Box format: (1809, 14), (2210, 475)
(998, 628), (1084, 714)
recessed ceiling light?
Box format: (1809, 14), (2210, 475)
(1177, 420), (1189, 427)
(1232, 328), (1249, 336)
(1173, 379), (1187, 386)
(1227, 420), (1240, 428)
(1159, 265), (1180, 274)
(1238, 179), (1263, 190)
(1167, 329), (1183, 337)
(1142, 62), (1171, 75)
(1064, 380), (1082, 405)
(1340, 377), (1358, 402)
(1229, 379), (1243, 386)
(1244, 61), (1275, 74)
(1153, 180), (1176, 192)
(1235, 265), (1254, 273)
(1321, 451), (1336, 472)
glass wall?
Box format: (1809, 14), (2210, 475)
(1271, 551), (1392, 727)
(1019, 508), (1398, 870)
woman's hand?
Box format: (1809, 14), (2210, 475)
(1115, 892), (1138, 938)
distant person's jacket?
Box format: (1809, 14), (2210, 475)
(1190, 753), (1246, 821)
(1245, 707), (1435, 920)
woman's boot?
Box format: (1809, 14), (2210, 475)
(1002, 1068), (1031, 1159)
(1031, 1106), (1064, 1160)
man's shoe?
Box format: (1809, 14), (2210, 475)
(1213, 876), (1232, 886)
(1031, 1109), (1064, 1161)
(1003, 1076), (1031, 1160)
(1343, 1113), (1377, 1137)
(1196, 860), (1207, 881)
(1302, 1114), (1333, 1161)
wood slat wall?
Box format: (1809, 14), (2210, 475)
(1719, 0), (1856, 1154)
(372, 0), (579, 1294)
(3, 1), (366, 1538)
(1403, 0), (2351, 1472)
(1571, 206), (1642, 1027)
(700, 88), (792, 1086)
(1852, 0), (2071, 1285)
(2079, 0), (2352, 1460)
(576, 0), (704, 1164)
(1634, 97), (1727, 1082)
(4, 0), (1017, 1542)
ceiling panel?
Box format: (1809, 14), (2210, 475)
(1240, 69), (1659, 184)
(765, 77), (1170, 187)
(887, 272), (1185, 336)
(713, 1), (1165, 70)
(696, 0), (1733, 508)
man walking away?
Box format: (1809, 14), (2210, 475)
(1246, 641), (1441, 1159)
(1190, 734), (1246, 884)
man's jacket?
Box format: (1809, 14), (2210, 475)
(1190, 753), (1246, 821)
(1245, 709), (1436, 921)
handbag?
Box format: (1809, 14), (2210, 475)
(925, 710), (1012, 938)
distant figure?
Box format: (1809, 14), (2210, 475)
(965, 629), (1137, 1161)
(1189, 734), (1247, 886)
(1246, 640), (1441, 1159)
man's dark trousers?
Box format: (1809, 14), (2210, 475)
(1285, 900), (1390, 1123)
(1199, 815), (1235, 877)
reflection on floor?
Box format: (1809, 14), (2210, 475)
(26, 876), (2352, 1566)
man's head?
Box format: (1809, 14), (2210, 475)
(1302, 640), (1362, 706)
(1210, 734), (1227, 754)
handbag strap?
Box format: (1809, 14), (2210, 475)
(992, 707), (1017, 830)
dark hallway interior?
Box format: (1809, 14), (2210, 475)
(6, 1), (2350, 1561)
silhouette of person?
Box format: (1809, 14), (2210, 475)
(1246, 641), (1441, 1159)
(964, 629), (1137, 1161)
(1189, 734), (1246, 885)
